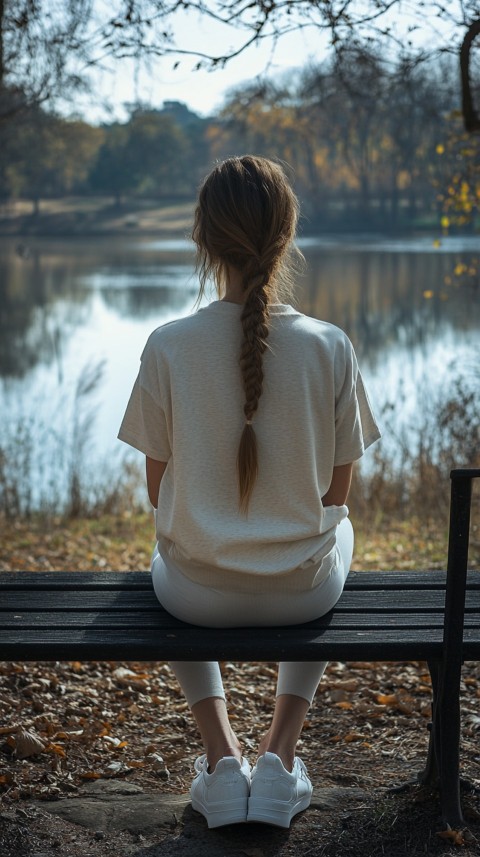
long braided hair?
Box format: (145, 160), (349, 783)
(192, 156), (300, 512)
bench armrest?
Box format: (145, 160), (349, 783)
(444, 468), (480, 657)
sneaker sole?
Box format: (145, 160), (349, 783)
(247, 794), (312, 828)
(191, 796), (248, 828)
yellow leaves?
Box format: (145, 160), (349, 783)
(432, 238), (441, 248)
(423, 290), (434, 299)
(436, 143), (445, 154)
(440, 215), (450, 229)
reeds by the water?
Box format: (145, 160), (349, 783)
(0, 361), (143, 520)
(0, 359), (478, 522)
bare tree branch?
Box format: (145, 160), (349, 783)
(1, 0), (480, 133)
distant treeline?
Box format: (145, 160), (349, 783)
(1, 48), (478, 231)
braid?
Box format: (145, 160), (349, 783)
(237, 280), (269, 513)
(191, 154), (302, 513)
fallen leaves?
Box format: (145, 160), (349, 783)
(0, 659), (188, 800)
(0, 513), (153, 573)
(437, 825), (477, 846)
(376, 691), (415, 715)
(12, 728), (46, 759)
(1, 512), (480, 846)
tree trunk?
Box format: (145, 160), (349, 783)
(461, 21), (480, 133)
(0, 0), (5, 88)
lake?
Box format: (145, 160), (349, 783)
(0, 234), (479, 510)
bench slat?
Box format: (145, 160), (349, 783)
(2, 630), (479, 661)
(1, 571), (478, 595)
(0, 626), (449, 661)
(1, 589), (473, 611)
(0, 570), (457, 590)
(4, 610), (474, 629)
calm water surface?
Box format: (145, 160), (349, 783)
(1, 234), (479, 480)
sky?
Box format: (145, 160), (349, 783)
(74, 14), (332, 123)
(66, 2), (456, 124)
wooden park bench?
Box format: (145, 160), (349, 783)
(0, 468), (479, 827)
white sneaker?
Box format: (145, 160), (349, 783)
(190, 755), (251, 828)
(247, 752), (313, 828)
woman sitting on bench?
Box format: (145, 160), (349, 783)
(118, 155), (380, 830)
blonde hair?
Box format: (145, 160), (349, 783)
(192, 155), (300, 512)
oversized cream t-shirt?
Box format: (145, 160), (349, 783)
(118, 302), (380, 593)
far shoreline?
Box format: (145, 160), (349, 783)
(1, 195), (473, 240)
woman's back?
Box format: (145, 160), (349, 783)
(119, 298), (378, 584)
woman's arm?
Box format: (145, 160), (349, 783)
(146, 456), (167, 508)
(322, 462), (353, 507)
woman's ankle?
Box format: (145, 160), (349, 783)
(207, 746), (243, 772)
(257, 732), (294, 772)
(260, 747), (294, 772)
(206, 732), (243, 771)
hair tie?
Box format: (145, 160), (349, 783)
(245, 419), (253, 425)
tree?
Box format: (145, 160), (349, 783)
(1, 109), (103, 211)
(381, 58), (454, 226)
(1, 1), (479, 131)
(125, 109), (188, 197)
(90, 108), (196, 203)
(89, 123), (136, 205)
(0, 0), (91, 120)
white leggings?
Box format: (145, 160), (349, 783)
(152, 517), (354, 706)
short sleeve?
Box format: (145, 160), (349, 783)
(334, 338), (381, 466)
(117, 338), (171, 462)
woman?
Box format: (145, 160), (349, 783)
(118, 155), (380, 830)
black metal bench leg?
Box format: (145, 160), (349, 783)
(417, 659), (439, 787)
(437, 656), (464, 827)
(414, 658), (463, 826)
(435, 469), (479, 828)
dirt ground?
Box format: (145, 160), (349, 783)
(1, 514), (479, 855)
(1, 658), (479, 857)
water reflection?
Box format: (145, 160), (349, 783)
(300, 246), (478, 368)
(0, 238), (197, 378)
(100, 284), (196, 319)
(0, 235), (478, 460)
